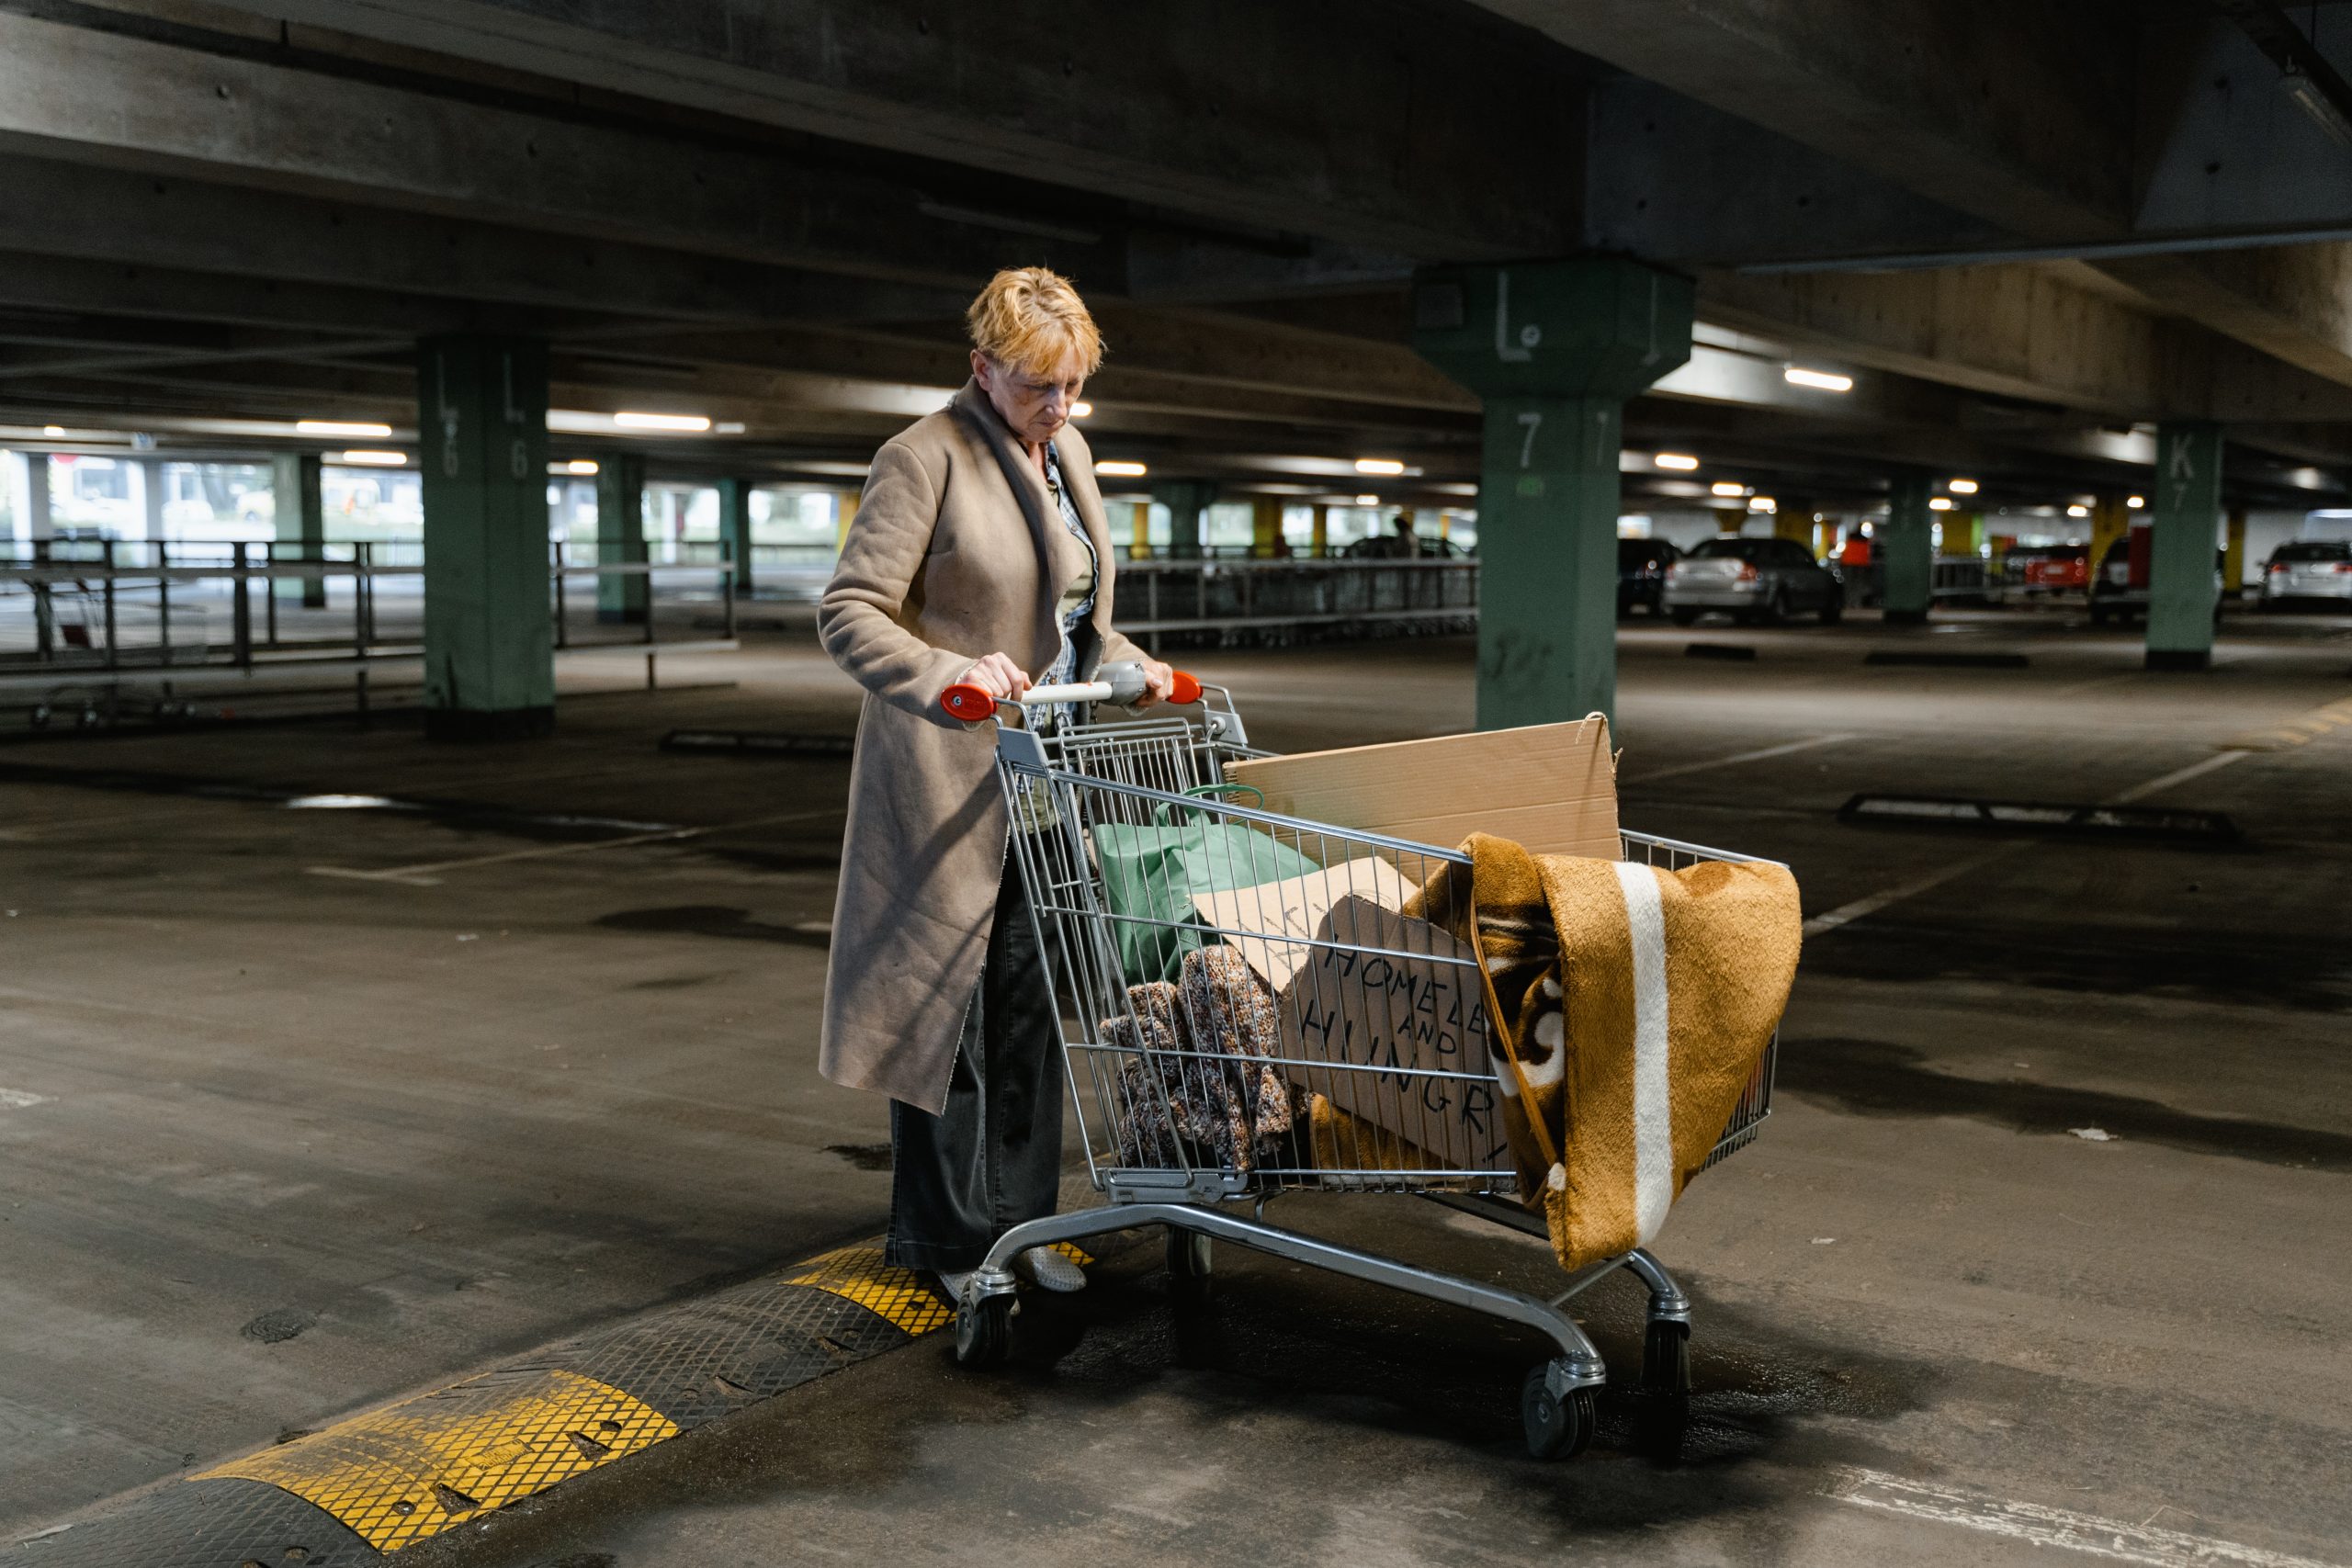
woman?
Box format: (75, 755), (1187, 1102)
(818, 266), (1173, 1299)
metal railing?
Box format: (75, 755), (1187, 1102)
(0, 538), (738, 671)
(1113, 558), (1478, 640)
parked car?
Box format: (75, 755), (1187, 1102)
(1663, 536), (1842, 625)
(2257, 540), (2352, 610)
(2087, 537), (2225, 626)
(2009, 542), (2089, 596)
(1617, 537), (1679, 617)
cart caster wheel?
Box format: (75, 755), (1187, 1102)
(1166, 1228), (1212, 1285)
(1641, 1319), (1690, 1397)
(953, 1292), (1015, 1370)
(1521, 1368), (1595, 1461)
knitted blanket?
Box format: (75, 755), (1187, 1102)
(1409, 833), (1800, 1270)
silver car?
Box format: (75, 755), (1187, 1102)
(1664, 536), (1844, 625)
(2258, 541), (2352, 609)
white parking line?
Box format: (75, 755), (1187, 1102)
(2109, 749), (2250, 805)
(1826, 1467), (2342, 1568)
(1624, 732), (1856, 786)
(1805, 746), (2254, 938)
(0, 1089), (51, 1110)
(306, 807), (838, 886)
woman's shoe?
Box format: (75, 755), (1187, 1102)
(1014, 1247), (1086, 1293)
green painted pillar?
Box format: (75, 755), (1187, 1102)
(595, 453), (648, 624)
(1412, 257), (1694, 731)
(2147, 422), (2222, 671)
(1153, 481), (1215, 560)
(716, 476), (754, 596)
(270, 452), (326, 607)
(418, 334), (553, 740)
(1880, 472), (1935, 625)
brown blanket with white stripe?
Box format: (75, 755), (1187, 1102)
(1410, 833), (1800, 1270)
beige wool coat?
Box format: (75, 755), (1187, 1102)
(817, 380), (1146, 1113)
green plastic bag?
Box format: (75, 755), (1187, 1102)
(1091, 786), (1320, 986)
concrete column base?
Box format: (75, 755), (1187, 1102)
(595, 608), (649, 626)
(2144, 649), (2211, 672)
(425, 705), (556, 742)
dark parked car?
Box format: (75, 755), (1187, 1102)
(2088, 537), (2224, 626)
(1663, 536), (1843, 625)
(1617, 537), (1680, 617)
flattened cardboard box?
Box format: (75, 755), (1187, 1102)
(1276, 896), (1510, 1173)
(1224, 716), (1618, 861)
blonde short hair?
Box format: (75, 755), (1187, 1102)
(966, 266), (1103, 378)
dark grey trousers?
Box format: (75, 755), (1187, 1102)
(886, 844), (1064, 1274)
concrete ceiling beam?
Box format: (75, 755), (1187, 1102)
(1473, 1), (2352, 393)
(195, 0), (1583, 259)
(0, 13), (1117, 289)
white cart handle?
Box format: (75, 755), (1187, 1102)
(939, 660), (1202, 722)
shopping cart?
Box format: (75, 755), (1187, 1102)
(935, 663), (1781, 1459)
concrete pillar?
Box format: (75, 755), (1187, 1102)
(2222, 505), (2247, 600)
(1310, 503), (1329, 558)
(836, 488), (860, 551)
(418, 333), (554, 740)
(1153, 481), (1214, 560)
(1771, 508), (1812, 549)
(1250, 495), (1283, 558)
(1129, 500), (1150, 560)
(1940, 509), (1982, 558)
(2146, 422), (2222, 671)
(1881, 473), (1935, 625)
(2089, 496), (2132, 572)
(7, 451), (52, 544)
(271, 453), (327, 607)
(716, 477), (754, 595)
(1412, 257), (1694, 730)
(133, 458), (167, 543)
(594, 452), (648, 624)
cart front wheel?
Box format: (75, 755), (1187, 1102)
(1166, 1228), (1212, 1286)
(1641, 1319), (1690, 1397)
(1521, 1367), (1596, 1461)
(953, 1292), (1014, 1370)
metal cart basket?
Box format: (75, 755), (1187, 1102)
(938, 667), (1781, 1459)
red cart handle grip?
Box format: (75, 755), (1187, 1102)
(939, 666), (1203, 722)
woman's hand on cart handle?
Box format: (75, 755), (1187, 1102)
(1130, 657), (1178, 710)
(941, 653), (1030, 722)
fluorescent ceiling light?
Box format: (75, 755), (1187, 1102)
(1070, 401), (1093, 419)
(2067, 504), (2090, 518)
(1354, 493), (1381, 505)
(1710, 480), (1747, 498)
(1354, 457), (1407, 476)
(1948, 478), (1979, 494)
(2127, 494), (2145, 509)
(2281, 68), (2352, 151)
(613, 411), (711, 432)
(1096, 459), (1148, 478)
(567, 459), (599, 476)
(337, 450), (406, 467)
(299, 420), (392, 437)
(1653, 452), (1700, 471)
(1783, 367), (1854, 392)
(1749, 496), (1777, 513)
(1928, 497), (1954, 512)
(41, 424), (65, 436)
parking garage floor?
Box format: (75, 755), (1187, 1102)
(4, 610), (2349, 1565)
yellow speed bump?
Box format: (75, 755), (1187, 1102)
(197, 1366), (676, 1551)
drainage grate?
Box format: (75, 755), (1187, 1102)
(1862, 650), (2030, 669)
(660, 729), (856, 757)
(1838, 794), (2238, 842)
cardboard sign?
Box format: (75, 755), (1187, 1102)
(1276, 896), (1507, 1173)
(1188, 856), (1411, 995)
(1224, 716), (1619, 861)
